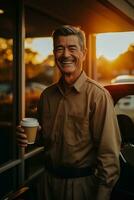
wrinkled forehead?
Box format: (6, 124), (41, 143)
(53, 35), (82, 49)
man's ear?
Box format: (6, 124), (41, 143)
(82, 48), (87, 60)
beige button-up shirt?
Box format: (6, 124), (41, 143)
(37, 71), (121, 189)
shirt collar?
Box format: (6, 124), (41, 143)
(73, 71), (87, 92)
(57, 71), (87, 94)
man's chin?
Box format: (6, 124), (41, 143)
(60, 66), (75, 74)
(62, 70), (75, 76)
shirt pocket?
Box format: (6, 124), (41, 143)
(65, 115), (89, 146)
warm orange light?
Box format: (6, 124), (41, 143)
(96, 32), (134, 60)
(25, 38), (53, 64)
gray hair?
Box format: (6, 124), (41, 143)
(52, 25), (86, 50)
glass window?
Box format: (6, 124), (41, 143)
(24, 37), (55, 117)
(115, 95), (134, 123)
(115, 95), (134, 147)
(0, 1), (15, 165)
(96, 32), (134, 85)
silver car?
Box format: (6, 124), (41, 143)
(111, 75), (134, 122)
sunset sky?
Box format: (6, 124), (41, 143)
(25, 31), (134, 63)
(25, 37), (53, 63)
(96, 31), (134, 60)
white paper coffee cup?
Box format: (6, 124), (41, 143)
(20, 118), (39, 144)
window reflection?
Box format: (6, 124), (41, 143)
(116, 95), (134, 168)
(0, 38), (13, 122)
(115, 95), (134, 123)
(25, 37), (55, 117)
(0, 38), (13, 165)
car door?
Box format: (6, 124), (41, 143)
(105, 83), (134, 200)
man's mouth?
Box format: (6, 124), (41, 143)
(60, 59), (74, 65)
(62, 61), (72, 64)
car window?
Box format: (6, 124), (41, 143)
(115, 95), (134, 123)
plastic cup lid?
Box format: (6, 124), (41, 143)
(20, 118), (39, 127)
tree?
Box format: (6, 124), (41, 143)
(115, 44), (134, 75)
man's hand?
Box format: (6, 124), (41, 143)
(16, 125), (28, 147)
(16, 125), (41, 147)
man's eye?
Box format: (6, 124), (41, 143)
(69, 47), (77, 51)
(55, 47), (64, 51)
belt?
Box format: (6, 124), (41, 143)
(45, 165), (93, 179)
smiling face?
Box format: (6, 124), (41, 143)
(53, 35), (86, 82)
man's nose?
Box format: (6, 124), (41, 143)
(63, 48), (70, 57)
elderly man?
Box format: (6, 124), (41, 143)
(17, 25), (121, 200)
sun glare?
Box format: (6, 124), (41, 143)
(96, 32), (134, 60)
